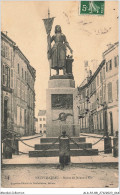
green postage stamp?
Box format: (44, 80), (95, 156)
(80, 1), (105, 15)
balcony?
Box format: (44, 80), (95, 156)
(2, 85), (13, 93)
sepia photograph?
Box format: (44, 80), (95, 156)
(1, 0), (119, 192)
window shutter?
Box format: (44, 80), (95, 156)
(25, 86), (27, 102)
(100, 72), (102, 83)
(117, 55), (119, 66)
(109, 60), (112, 70)
(1, 41), (4, 56)
(106, 62), (108, 72)
(108, 83), (112, 102)
(5, 66), (8, 86)
(100, 89), (103, 104)
(21, 108), (24, 127)
(114, 56), (117, 67)
(10, 68), (14, 89)
(103, 85), (106, 101)
(17, 106), (20, 125)
(103, 68), (105, 79)
(2, 42), (5, 57)
(2, 64), (6, 86)
(116, 80), (118, 99)
(17, 80), (20, 97)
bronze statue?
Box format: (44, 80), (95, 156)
(47, 25), (73, 75)
(43, 11), (73, 76)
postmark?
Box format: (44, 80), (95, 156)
(80, 1), (104, 15)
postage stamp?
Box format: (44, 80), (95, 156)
(80, 1), (104, 15)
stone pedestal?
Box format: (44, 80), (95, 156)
(46, 76), (79, 137)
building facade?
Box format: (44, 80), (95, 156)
(13, 46), (28, 136)
(77, 42), (119, 136)
(1, 32), (15, 138)
(37, 110), (46, 134)
(1, 32), (36, 136)
(27, 64), (36, 135)
(103, 42), (119, 135)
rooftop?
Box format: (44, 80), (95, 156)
(103, 41), (119, 56)
(1, 31), (16, 45)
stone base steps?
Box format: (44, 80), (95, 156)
(40, 137), (86, 143)
(35, 143), (92, 150)
(29, 149), (98, 157)
(29, 136), (98, 158)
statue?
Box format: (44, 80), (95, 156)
(48, 25), (73, 75)
(43, 10), (73, 76)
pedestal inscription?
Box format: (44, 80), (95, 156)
(52, 94), (73, 109)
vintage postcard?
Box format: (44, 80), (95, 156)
(1, 0), (119, 193)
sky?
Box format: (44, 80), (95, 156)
(1, 1), (119, 117)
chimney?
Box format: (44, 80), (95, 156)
(107, 43), (113, 49)
(84, 61), (90, 78)
(89, 70), (92, 77)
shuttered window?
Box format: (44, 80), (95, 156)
(117, 55), (119, 66)
(106, 62), (108, 72)
(108, 82), (112, 102)
(103, 67), (105, 80)
(25, 86), (27, 102)
(100, 88), (103, 104)
(17, 106), (20, 125)
(109, 60), (112, 70)
(2, 64), (5, 85)
(22, 68), (24, 78)
(114, 56), (117, 67)
(10, 68), (14, 89)
(1, 41), (5, 57)
(25, 71), (26, 80)
(18, 64), (19, 74)
(97, 75), (99, 86)
(21, 83), (24, 100)
(103, 85), (106, 101)
(17, 79), (20, 97)
(114, 55), (119, 67)
(100, 71), (102, 83)
(2, 64), (10, 87)
(21, 108), (24, 127)
(116, 80), (118, 100)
